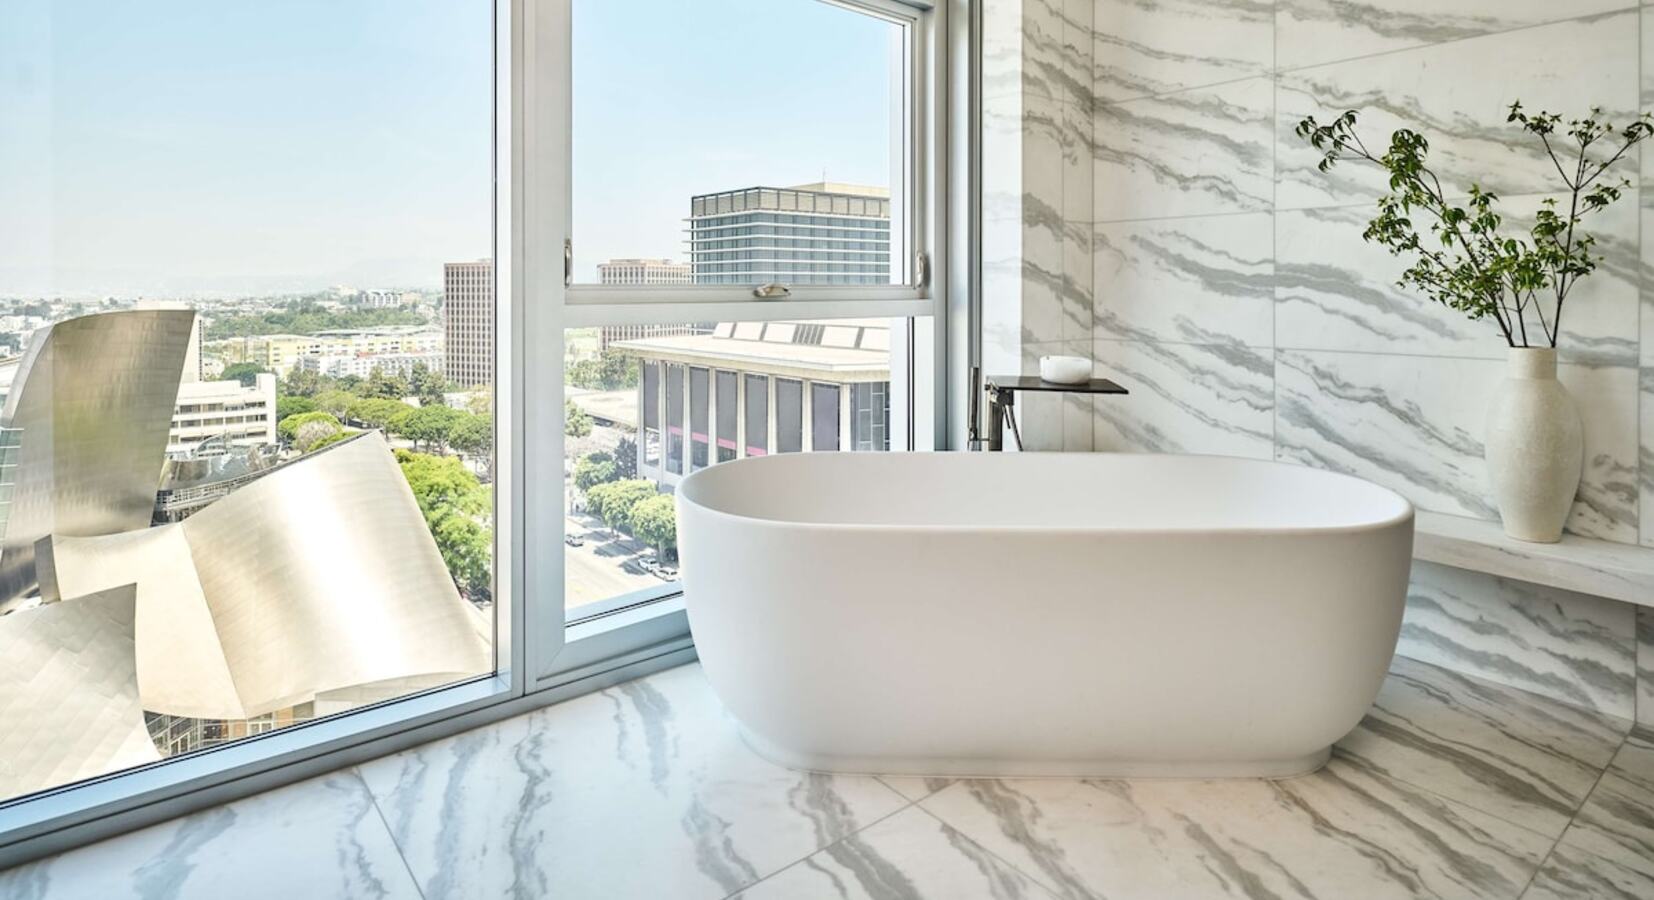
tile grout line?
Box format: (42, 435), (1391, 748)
(906, 788), (1068, 900)
(1271, 0), (1280, 454)
(1093, 334), (1643, 370)
(1093, 6), (1640, 110)
(354, 766), (429, 900)
(716, 782), (924, 900)
(1512, 732), (1629, 898)
(1092, 184), (1647, 227)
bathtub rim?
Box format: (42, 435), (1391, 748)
(676, 451), (1416, 539)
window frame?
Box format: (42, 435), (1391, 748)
(0, 0), (961, 867)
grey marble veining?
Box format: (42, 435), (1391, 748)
(354, 663), (908, 900)
(1557, 732), (1654, 879)
(0, 772), (420, 900)
(1276, 0), (1632, 71)
(1021, 340), (1095, 452)
(1523, 842), (1654, 900)
(1399, 561), (1637, 719)
(1092, 338), (1273, 458)
(1643, 609), (1654, 727)
(1091, 0), (1272, 104)
(1276, 197), (1641, 368)
(1642, 369), (1654, 549)
(737, 807), (1055, 900)
(1335, 656), (1629, 839)
(1276, 12), (1638, 212)
(1093, 213), (1274, 349)
(1094, 76), (1273, 221)
(1273, 350), (1641, 543)
(918, 754), (1553, 900)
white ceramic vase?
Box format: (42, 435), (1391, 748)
(1483, 347), (1582, 543)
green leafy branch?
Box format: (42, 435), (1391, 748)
(1294, 103), (1652, 347)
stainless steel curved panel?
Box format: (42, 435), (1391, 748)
(42, 432), (491, 720)
(0, 310), (194, 607)
(0, 584), (158, 799)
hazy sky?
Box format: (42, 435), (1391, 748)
(0, 0), (893, 298)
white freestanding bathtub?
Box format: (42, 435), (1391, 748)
(676, 452), (1414, 778)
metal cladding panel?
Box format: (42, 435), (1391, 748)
(0, 584), (158, 800)
(0, 310), (193, 607)
(44, 432), (491, 720)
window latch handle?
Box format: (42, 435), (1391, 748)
(752, 283), (790, 300)
(564, 238), (573, 287)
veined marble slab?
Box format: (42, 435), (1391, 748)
(1021, 340), (1095, 452)
(1276, 12), (1638, 211)
(1524, 842), (1654, 900)
(1413, 511), (1654, 607)
(737, 806), (1055, 900)
(1274, 350), (1640, 543)
(1276, 198), (1640, 368)
(1093, 213), (1274, 349)
(1642, 370), (1654, 549)
(1399, 561), (1636, 718)
(356, 664), (908, 900)
(1094, 76), (1273, 221)
(1641, 610), (1654, 727)
(0, 772), (420, 900)
(1276, 0), (1631, 71)
(1091, 0), (1272, 104)
(918, 755), (1551, 900)
(1335, 657), (1629, 839)
(1092, 338), (1273, 458)
(1559, 733), (1654, 879)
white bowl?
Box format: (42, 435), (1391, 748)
(1039, 355), (1091, 385)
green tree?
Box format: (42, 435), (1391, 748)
(613, 436), (638, 480)
(348, 397), (415, 430)
(630, 493), (677, 556)
(396, 450), (492, 601)
(314, 389), (359, 421)
(408, 363), (448, 408)
(566, 349), (641, 391)
(276, 396), (318, 420)
(283, 367), (323, 397)
(565, 399), (593, 438)
(400, 404), (466, 453)
(450, 412), (493, 459)
(207, 301), (426, 339)
(301, 427), (353, 453)
(278, 411), (342, 443)
(586, 479), (657, 536)
(363, 367), (411, 400)
(220, 362), (269, 387)
(573, 451), (618, 493)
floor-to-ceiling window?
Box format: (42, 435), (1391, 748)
(0, 0), (499, 810)
(557, 0), (944, 625)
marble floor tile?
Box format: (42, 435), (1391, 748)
(737, 806), (1056, 900)
(878, 777), (954, 803)
(0, 771), (419, 900)
(1557, 733), (1654, 878)
(1522, 843), (1654, 900)
(355, 663), (909, 900)
(1336, 656), (1630, 839)
(918, 755), (1553, 900)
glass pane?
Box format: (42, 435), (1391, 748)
(0, 1), (494, 803)
(571, 0), (905, 286)
(562, 319), (899, 612)
(811, 382), (842, 451)
(776, 380), (804, 454)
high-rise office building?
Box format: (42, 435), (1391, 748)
(443, 259), (493, 389)
(688, 183), (891, 286)
(597, 258), (691, 286)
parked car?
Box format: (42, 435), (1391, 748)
(564, 535), (585, 547)
(656, 565), (678, 579)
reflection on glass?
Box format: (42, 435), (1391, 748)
(562, 320), (897, 611)
(0, 1), (494, 803)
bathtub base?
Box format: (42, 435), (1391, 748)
(740, 728), (1333, 780)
